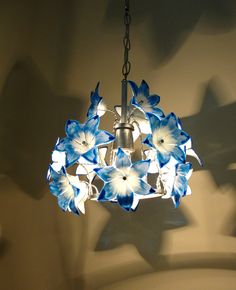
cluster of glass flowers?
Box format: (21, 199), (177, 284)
(47, 80), (201, 215)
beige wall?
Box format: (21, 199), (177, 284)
(0, 1), (235, 289)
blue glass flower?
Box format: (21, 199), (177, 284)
(157, 160), (192, 207)
(177, 118), (202, 166)
(129, 80), (164, 118)
(49, 166), (89, 215)
(94, 148), (155, 211)
(55, 115), (115, 167)
(47, 138), (66, 180)
(87, 83), (106, 118)
(171, 163), (192, 207)
(143, 113), (190, 168)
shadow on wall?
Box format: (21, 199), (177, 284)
(104, 0), (236, 66)
(82, 77), (236, 289)
(0, 237), (10, 259)
(95, 77), (236, 260)
(182, 77), (236, 189)
(182, 77), (236, 237)
(96, 198), (191, 268)
(0, 58), (86, 199)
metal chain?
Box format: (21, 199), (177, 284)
(122, 0), (131, 80)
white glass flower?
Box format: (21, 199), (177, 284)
(49, 166), (89, 214)
(94, 148), (155, 211)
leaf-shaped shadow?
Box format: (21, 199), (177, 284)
(0, 58), (86, 199)
(182, 78), (236, 188)
(181, 77), (236, 237)
(0, 238), (10, 259)
(96, 198), (192, 269)
(104, 0), (236, 66)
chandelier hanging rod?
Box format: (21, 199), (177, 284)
(121, 0), (131, 123)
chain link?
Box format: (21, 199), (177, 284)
(122, 0), (131, 80)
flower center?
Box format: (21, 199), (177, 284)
(123, 176), (127, 181)
(82, 140), (88, 146)
(159, 139), (164, 144)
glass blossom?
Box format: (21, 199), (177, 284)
(157, 159), (193, 207)
(55, 115), (114, 166)
(129, 80), (164, 118)
(87, 83), (106, 118)
(143, 113), (190, 167)
(94, 148), (155, 211)
(49, 166), (89, 215)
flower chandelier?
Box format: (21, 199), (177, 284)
(47, 0), (201, 215)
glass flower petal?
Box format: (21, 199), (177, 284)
(98, 182), (116, 201)
(83, 148), (98, 163)
(181, 137), (202, 166)
(47, 147), (66, 179)
(144, 149), (159, 173)
(131, 159), (151, 178)
(135, 179), (156, 195)
(117, 192), (134, 211)
(76, 147), (108, 181)
(87, 83), (107, 118)
(115, 147), (132, 168)
(65, 120), (82, 139)
(95, 130), (115, 146)
(94, 166), (117, 182)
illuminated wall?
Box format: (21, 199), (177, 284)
(0, 1), (235, 289)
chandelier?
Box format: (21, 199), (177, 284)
(47, 0), (201, 215)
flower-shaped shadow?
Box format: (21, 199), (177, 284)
(95, 197), (191, 268)
(104, 0), (236, 66)
(0, 59), (87, 199)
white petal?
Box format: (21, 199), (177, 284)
(76, 164), (89, 175)
(97, 100), (106, 116)
(186, 168), (193, 180)
(131, 194), (140, 210)
(51, 162), (64, 172)
(76, 201), (85, 214)
(47, 168), (50, 180)
(157, 158), (177, 196)
(52, 150), (66, 164)
(186, 185), (192, 195)
(134, 117), (151, 134)
(76, 156), (97, 177)
(98, 147), (107, 165)
(186, 148), (202, 165)
(67, 174), (83, 188)
(114, 105), (121, 116)
(132, 109), (151, 134)
(184, 138), (192, 150)
(148, 162), (159, 174)
(144, 149), (159, 173)
(162, 193), (172, 199)
(132, 123), (141, 142)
